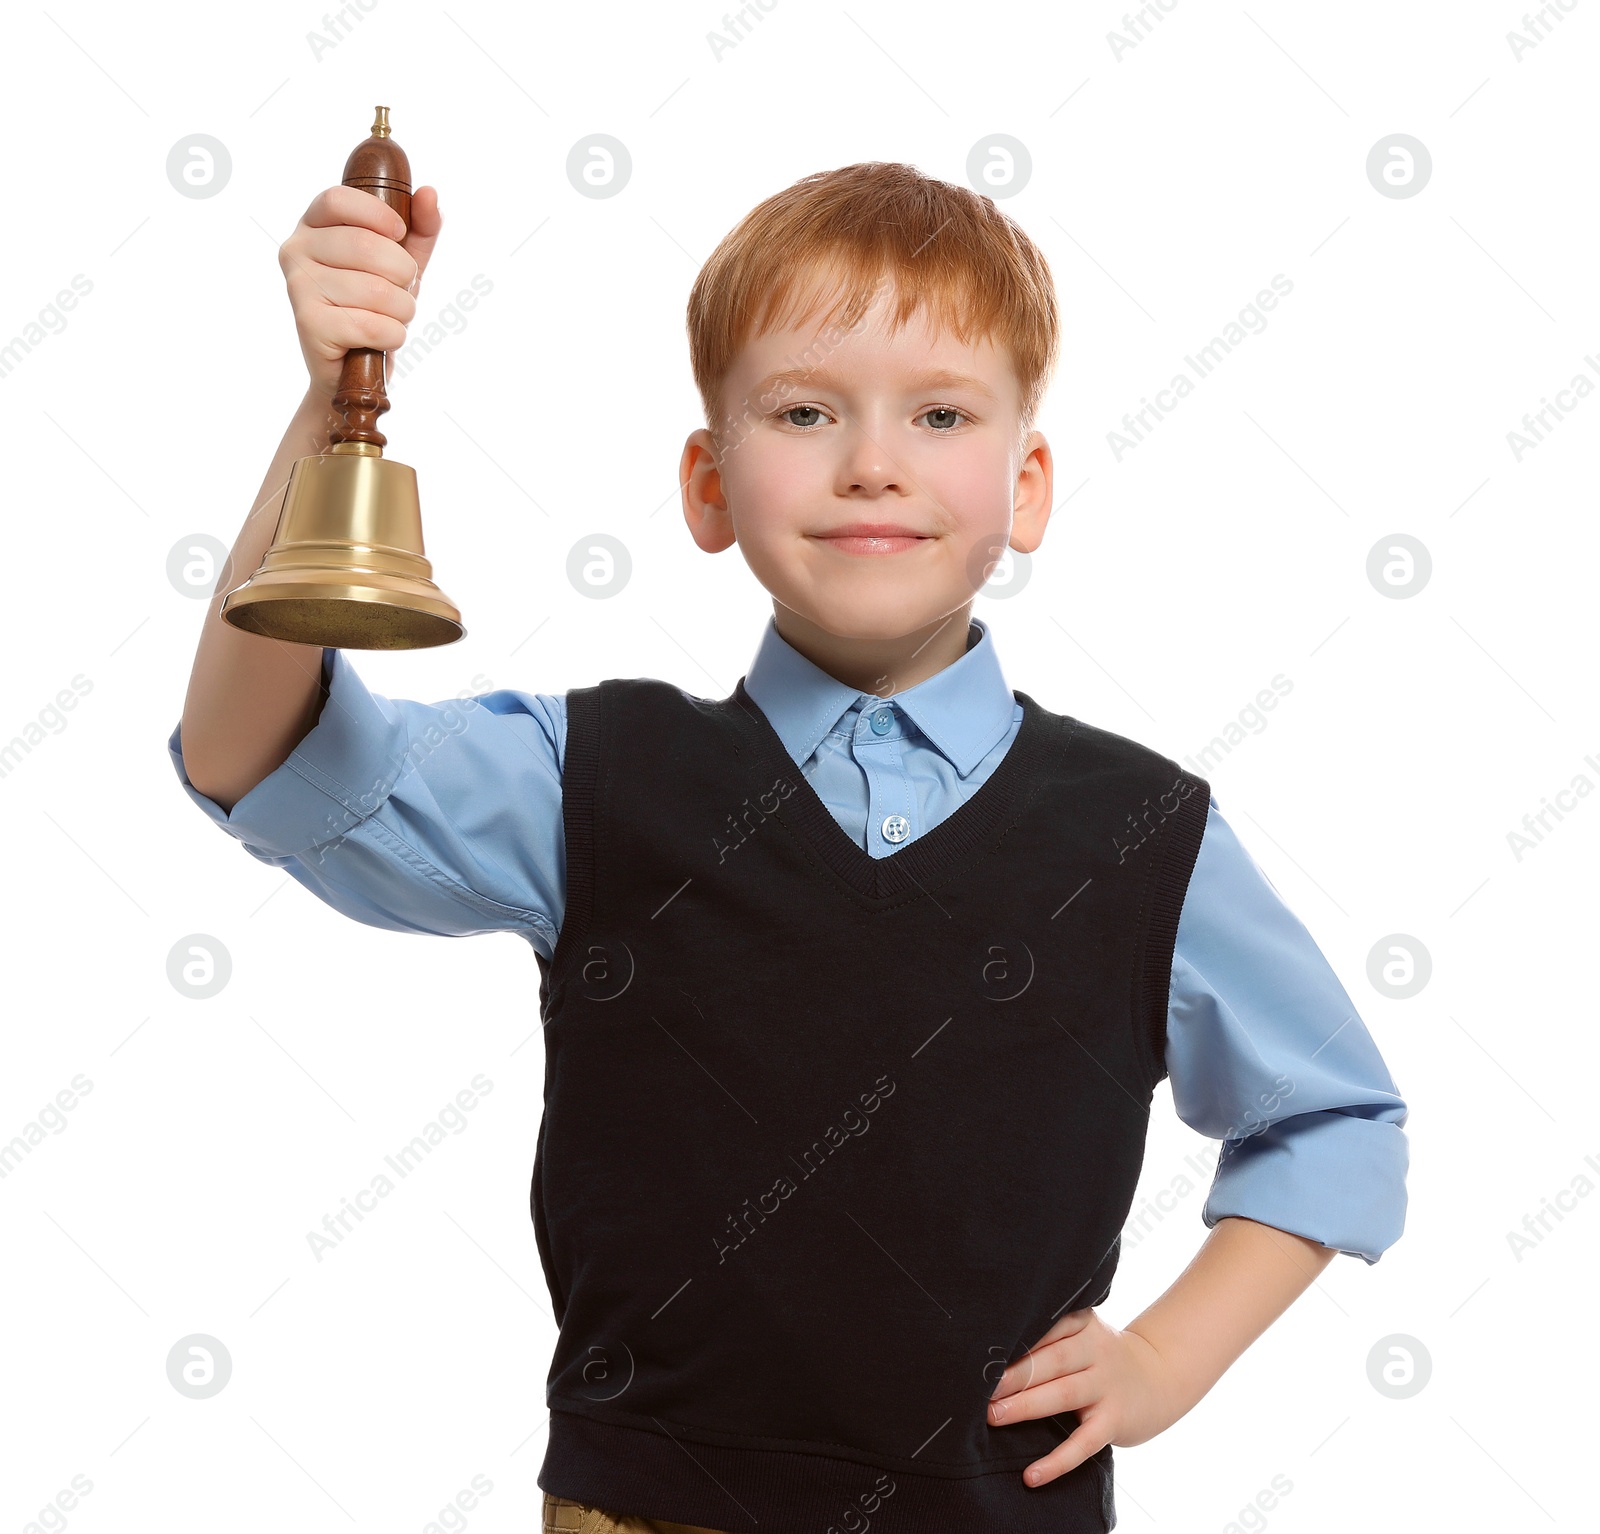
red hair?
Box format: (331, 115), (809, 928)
(686, 161), (1060, 442)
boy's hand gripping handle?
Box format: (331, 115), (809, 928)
(330, 105), (412, 449)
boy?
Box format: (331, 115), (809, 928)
(170, 161), (1408, 1533)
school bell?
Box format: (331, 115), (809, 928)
(220, 106), (464, 649)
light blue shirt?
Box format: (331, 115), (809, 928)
(167, 614), (1408, 1263)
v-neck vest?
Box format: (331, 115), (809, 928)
(532, 676), (1211, 1533)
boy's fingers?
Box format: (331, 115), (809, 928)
(297, 183), (439, 293)
(1023, 1309), (1095, 1356)
(991, 1309), (1095, 1401)
(990, 1350), (1043, 1402)
(302, 183), (408, 241)
(988, 1361), (1093, 1425)
(1022, 1418), (1110, 1487)
(402, 184), (443, 291)
(293, 226), (418, 290)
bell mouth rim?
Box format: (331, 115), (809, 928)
(218, 588), (464, 648)
(221, 581), (459, 613)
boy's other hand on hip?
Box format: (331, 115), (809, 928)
(987, 1308), (1185, 1487)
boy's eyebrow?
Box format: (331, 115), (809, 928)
(753, 366), (999, 402)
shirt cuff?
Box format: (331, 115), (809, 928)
(1202, 1110), (1410, 1264)
(167, 648), (411, 857)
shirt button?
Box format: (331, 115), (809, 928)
(881, 814), (911, 844)
(870, 707), (893, 736)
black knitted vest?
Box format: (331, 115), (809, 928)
(532, 675), (1210, 1533)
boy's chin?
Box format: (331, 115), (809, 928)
(774, 594), (973, 645)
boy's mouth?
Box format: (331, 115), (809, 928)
(812, 522), (933, 556)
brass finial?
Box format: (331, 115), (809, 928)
(371, 105), (391, 137)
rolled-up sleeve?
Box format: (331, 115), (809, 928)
(168, 647), (568, 955)
(1166, 795), (1409, 1264)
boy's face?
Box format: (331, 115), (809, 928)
(680, 277), (1052, 657)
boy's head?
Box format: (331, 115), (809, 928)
(679, 162), (1059, 673)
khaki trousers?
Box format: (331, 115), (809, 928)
(541, 1491), (735, 1534)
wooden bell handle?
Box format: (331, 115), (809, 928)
(329, 106), (412, 448)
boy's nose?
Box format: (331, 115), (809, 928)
(835, 433), (908, 496)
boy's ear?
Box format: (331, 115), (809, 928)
(681, 429), (738, 553)
(1008, 431), (1053, 555)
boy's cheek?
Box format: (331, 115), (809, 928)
(725, 457), (824, 523)
(922, 455), (1013, 529)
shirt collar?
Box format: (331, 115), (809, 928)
(741, 612), (1016, 778)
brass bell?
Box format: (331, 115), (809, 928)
(221, 106), (464, 649)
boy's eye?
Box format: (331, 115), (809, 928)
(920, 407), (968, 431)
(781, 404), (829, 429)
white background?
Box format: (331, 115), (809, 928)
(2, 1), (1595, 1530)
